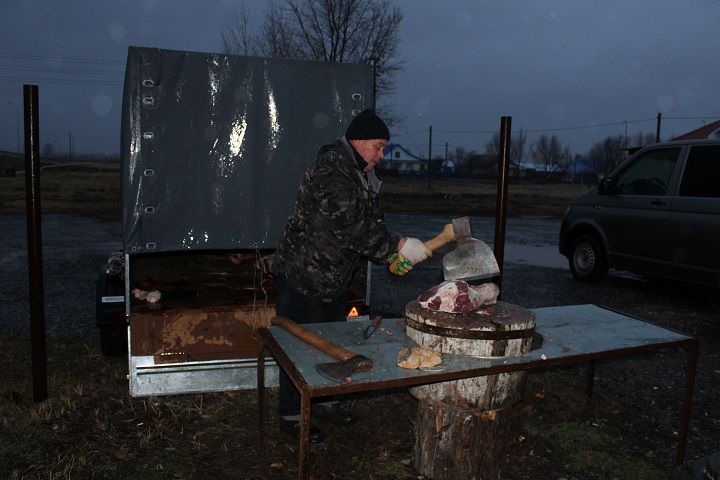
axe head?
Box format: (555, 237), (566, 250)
(315, 354), (373, 382)
(443, 216), (500, 281)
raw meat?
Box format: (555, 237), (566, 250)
(417, 280), (499, 313)
(397, 346), (443, 369)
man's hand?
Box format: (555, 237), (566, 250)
(388, 253), (413, 276)
(399, 237), (432, 264)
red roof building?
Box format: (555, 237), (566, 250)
(671, 119), (720, 140)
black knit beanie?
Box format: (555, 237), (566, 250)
(345, 109), (390, 141)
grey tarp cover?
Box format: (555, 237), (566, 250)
(121, 46), (372, 253)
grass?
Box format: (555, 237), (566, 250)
(381, 176), (589, 216)
(0, 160), (120, 216)
(1, 334), (691, 480)
(0, 156), (591, 217)
(1, 335), (274, 479)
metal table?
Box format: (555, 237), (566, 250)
(257, 304), (698, 480)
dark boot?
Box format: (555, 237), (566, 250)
(279, 418), (326, 443)
(311, 402), (358, 426)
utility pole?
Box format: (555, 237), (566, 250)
(68, 132), (76, 160)
(427, 125), (432, 189)
(655, 112), (662, 143)
(624, 120), (628, 145)
(444, 142), (449, 178)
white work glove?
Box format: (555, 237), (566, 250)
(399, 237), (432, 264)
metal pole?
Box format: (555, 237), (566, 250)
(493, 116), (512, 297)
(24, 84), (47, 402)
(427, 125), (432, 189)
(371, 57), (377, 111)
(445, 142), (448, 174)
(655, 112), (662, 143)
(624, 120), (627, 145)
(677, 340), (699, 464)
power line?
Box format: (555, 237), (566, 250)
(0, 75), (122, 86)
(0, 52), (125, 66)
(0, 64), (123, 75)
(397, 115), (720, 140)
(434, 129), (496, 135)
(390, 130), (425, 137)
(663, 116), (720, 121)
(432, 118), (658, 136)
(0, 52), (126, 86)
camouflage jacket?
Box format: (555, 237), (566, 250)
(272, 137), (400, 301)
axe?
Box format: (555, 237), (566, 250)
(271, 317), (373, 382)
(388, 217), (499, 281)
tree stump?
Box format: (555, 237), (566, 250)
(405, 300), (536, 480)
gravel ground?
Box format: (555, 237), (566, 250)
(1, 214), (122, 337)
(2, 213), (719, 476)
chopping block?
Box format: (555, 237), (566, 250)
(405, 300), (536, 480)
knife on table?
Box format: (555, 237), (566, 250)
(363, 315), (383, 339)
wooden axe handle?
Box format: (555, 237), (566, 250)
(271, 316), (357, 362)
(424, 223), (455, 252)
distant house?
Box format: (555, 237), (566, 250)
(564, 157), (600, 185)
(441, 159), (455, 174)
(671, 120), (720, 141)
(382, 144), (426, 175)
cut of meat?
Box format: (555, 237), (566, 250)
(417, 280), (499, 313)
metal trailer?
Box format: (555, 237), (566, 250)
(96, 46), (373, 396)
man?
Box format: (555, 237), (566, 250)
(271, 109), (430, 442)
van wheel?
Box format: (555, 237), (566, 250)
(569, 234), (608, 283)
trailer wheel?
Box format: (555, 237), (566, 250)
(568, 234), (608, 283)
(95, 269), (127, 357)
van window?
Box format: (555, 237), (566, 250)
(679, 145), (720, 198)
(614, 147), (680, 195)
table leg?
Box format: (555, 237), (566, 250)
(585, 359), (596, 402)
(677, 340), (699, 464)
(298, 390), (311, 480)
(257, 345), (266, 459)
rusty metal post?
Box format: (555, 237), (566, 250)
(257, 344), (266, 459)
(493, 116), (512, 297)
(677, 340), (699, 464)
(585, 359), (596, 402)
(24, 84), (47, 402)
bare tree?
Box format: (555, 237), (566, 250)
(448, 146), (468, 168)
(626, 132), (656, 150)
(585, 135), (628, 177)
(530, 134), (571, 173)
(221, 5), (258, 56)
(222, 0), (404, 122)
(484, 129), (527, 175)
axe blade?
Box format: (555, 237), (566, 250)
(315, 354), (373, 383)
(443, 217), (500, 281)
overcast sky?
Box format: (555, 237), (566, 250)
(1, 0), (719, 158)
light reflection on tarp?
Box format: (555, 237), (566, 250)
(121, 46), (371, 253)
